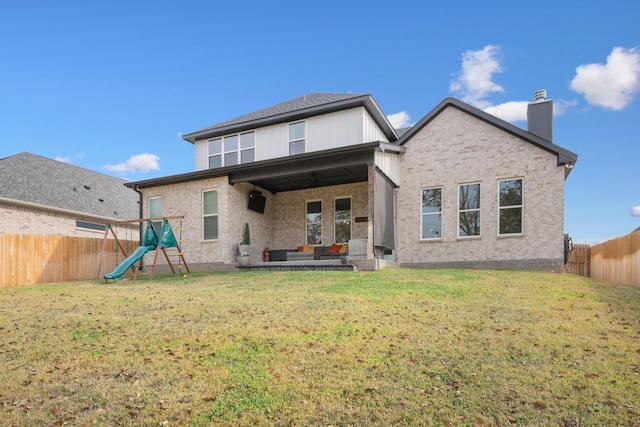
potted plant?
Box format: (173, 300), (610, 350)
(237, 251), (251, 266)
(237, 223), (256, 265)
(242, 223), (251, 246)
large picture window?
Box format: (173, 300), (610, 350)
(208, 131), (255, 169)
(306, 200), (322, 245)
(203, 190), (218, 240)
(289, 122), (305, 155)
(334, 197), (351, 244)
(459, 183), (481, 237)
(499, 178), (523, 235)
(421, 188), (442, 239)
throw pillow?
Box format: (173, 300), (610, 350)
(328, 243), (341, 254)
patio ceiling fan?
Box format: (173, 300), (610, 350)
(303, 172), (318, 188)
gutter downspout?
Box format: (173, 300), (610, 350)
(133, 185), (144, 269)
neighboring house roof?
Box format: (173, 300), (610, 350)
(0, 152), (139, 220)
(395, 127), (411, 137)
(182, 92), (398, 143)
(396, 97), (578, 172)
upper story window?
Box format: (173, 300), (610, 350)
(459, 183), (481, 237)
(421, 187), (442, 239)
(289, 122), (305, 155)
(240, 132), (255, 163)
(499, 178), (523, 235)
(208, 131), (255, 169)
(334, 197), (351, 244)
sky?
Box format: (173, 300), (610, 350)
(1, 0), (638, 244)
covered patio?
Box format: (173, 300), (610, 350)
(228, 142), (402, 270)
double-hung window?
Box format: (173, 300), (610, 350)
(223, 135), (238, 166)
(306, 200), (322, 245)
(208, 131), (255, 168)
(208, 138), (222, 168)
(499, 178), (523, 235)
(421, 188), (442, 239)
(459, 183), (481, 237)
(240, 132), (255, 163)
(289, 122), (305, 155)
(203, 190), (218, 240)
(334, 197), (351, 244)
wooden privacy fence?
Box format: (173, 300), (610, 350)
(590, 231), (639, 287)
(0, 234), (136, 287)
(565, 243), (591, 277)
(566, 232), (639, 287)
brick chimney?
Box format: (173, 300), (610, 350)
(527, 89), (553, 141)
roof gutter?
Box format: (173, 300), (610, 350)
(126, 142), (391, 190)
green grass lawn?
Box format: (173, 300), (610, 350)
(0, 269), (638, 426)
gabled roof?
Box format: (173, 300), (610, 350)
(396, 97), (578, 171)
(182, 92), (398, 143)
(0, 152), (139, 220)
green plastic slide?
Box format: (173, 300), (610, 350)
(104, 245), (154, 283)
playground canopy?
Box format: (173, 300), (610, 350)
(99, 217), (189, 282)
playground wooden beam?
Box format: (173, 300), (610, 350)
(106, 216), (185, 225)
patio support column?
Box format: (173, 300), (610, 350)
(366, 163), (375, 259)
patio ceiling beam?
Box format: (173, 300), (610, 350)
(228, 147), (375, 185)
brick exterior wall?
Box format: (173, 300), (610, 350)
(0, 202), (126, 239)
(140, 180), (370, 270)
(140, 177), (272, 269)
(395, 106), (566, 271)
(273, 182), (369, 249)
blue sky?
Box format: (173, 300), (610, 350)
(1, 1), (638, 244)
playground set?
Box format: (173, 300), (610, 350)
(97, 216), (190, 283)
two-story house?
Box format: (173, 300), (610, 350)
(126, 91), (577, 271)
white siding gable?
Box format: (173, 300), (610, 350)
(363, 109), (390, 143)
(194, 137), (208, 170)
(194, 106), (390, 171)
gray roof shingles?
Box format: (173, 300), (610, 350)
(189, 93), (366, 135)
(179, 92), (404, 143)
(0, 152), (139, 220)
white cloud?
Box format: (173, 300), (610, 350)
(632, 206), (640, 217)
(103, 153), (160, 174)
(553, 98), (578, 115)
(570, 46), (640, 110)
(449, 45), (527, 122)
(450, 45), (504, 108)
(483, 101), (528, 122)
(55, 156), (71, 163)
(450, 45), (578, 124)
(387, 111), (412, 129)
